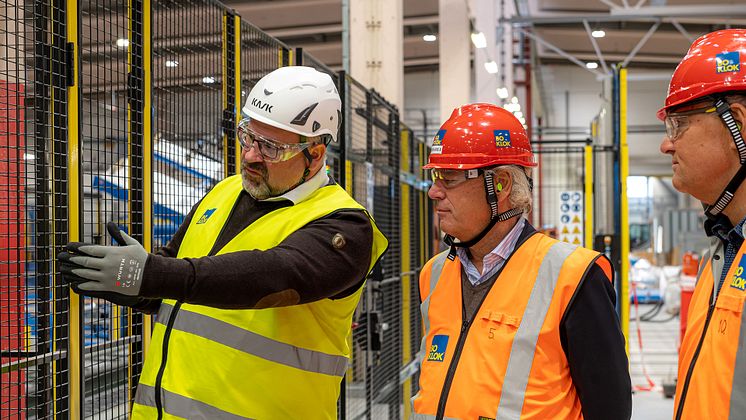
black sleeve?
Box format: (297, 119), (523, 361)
(138, 210), (376, 309)
(561, 262), (632, 420)
(132, 198), (202, 314)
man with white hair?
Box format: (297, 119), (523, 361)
(58, 66), (388, 419)
(412, 103), (630, 419)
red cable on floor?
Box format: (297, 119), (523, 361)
(631, 280), (656, 392)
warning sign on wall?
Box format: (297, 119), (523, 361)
(558, 191), (583, 245)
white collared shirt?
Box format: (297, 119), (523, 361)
(456, 217), (526, 286)
(259, 161), (330, 205)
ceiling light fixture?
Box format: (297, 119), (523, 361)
(165, 60), (179, 68)
(423, 34), (437, 42)
(116, 38), (129, 48)
(591, 30), (606, 38)
(471, 32), (487, 49)
(586, 62), (599, 69)
(484, 61), (498, 74)
(202, 76), (216, 84)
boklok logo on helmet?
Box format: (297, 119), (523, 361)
(494, 130), (511, 147)
(716, 52), (740, 74)
(251, 97), (273, 113)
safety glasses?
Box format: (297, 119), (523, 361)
(664, 104), (717, 141)
(237, 122), (311, 163)
(429, 168), (482, 189)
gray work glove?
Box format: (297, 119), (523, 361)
(58, 222), (149, 297)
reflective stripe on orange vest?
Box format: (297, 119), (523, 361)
(414, 233), (603, 419)
(675, 241), (746, 420)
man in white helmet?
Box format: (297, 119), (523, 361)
(57, 66), (388, 419)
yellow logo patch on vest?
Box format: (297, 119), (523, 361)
(730, 257), (746, 291)
(196, 208), (217, 224)
(427, 335), (449, 362)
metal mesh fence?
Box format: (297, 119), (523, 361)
(1, 0), (71, 417)
(0, 0), (434, 417)
(532, 147), (587, 244)
(152, 0), (226, 249)
(78, 0), (154, 417)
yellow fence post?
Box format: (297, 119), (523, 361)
(142, 0), (153, 362)
(235, 14), (242, 172)
(66, 0), (81, 415)
(400, 129), (412, 418)
(584, 143), (594, 249)
(620, 67), (630, 351)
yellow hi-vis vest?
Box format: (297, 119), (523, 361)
(131, 175), (388, 420)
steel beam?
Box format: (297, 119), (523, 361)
(518, 29), (603, 77)
(621, 20), (661, 68)
(583, 19), (610, 75)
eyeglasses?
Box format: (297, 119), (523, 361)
(429, 168), (481, 189)
(664, 103), (717, 141)
(238, 123), (311, 163)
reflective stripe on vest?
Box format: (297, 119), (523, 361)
(411, 413), (459, 420)
(730, 310), (746, 419)
(157, 303), (348, 377)
(135, 383), (253, 420)
(496, 242), (576, 419)
(418, 251), (449, 361)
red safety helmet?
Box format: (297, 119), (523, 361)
(657, 29), (746, 120)
(423, 103), (536, 170)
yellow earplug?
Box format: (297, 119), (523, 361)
(496, 182), (503, 192)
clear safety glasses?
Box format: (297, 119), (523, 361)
(237, 122), (311, 163)
(429, 168), (482, 189)
(664, 104), (717, 141)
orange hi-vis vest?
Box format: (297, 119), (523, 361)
(413, 233), (611, 419)
(674, 239), (746, 420)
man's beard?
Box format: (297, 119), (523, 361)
(241, 162), (284, 199)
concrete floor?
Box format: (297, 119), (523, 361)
(629, 303), (679, 420)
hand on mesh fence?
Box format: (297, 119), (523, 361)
(58, 222), (148, 299)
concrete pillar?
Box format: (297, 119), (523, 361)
(439, 0), (470, 121)
(350, 0), (404, 110)
(0, 0), (22, 80)
(472, 0), (497, 104)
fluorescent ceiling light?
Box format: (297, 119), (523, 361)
(591, 30), (606, 38)
(484, 61), (498, 74)
(496, 87), (509, 99)
(471, 32), (487, 49)
(202, 76), (216, 84)
(586, 62), (599, 69)
(23, 153), (35, 160)
(423, 34), (437, 42)
(165, 60), (179, 68)
(116, 38), (129, 48)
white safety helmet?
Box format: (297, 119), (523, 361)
(241, 66), (341, 143)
